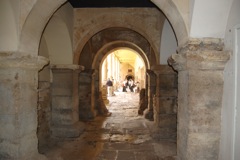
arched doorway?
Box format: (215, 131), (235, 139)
(1, 1), (188, 159)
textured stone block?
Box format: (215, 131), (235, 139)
(187, 133), (220, 160)
(158, 114), (177, 128)
(159, 97), (177, 114)
(52, 96), (72, 110)
(159, 75), (177, 89)
(52, 109), (73, 125)
(0, 114), (17, 140)
(159, 89), (177, 97)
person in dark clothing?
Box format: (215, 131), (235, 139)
(106, 78), (113, 86)
(106, 78), (113, 96)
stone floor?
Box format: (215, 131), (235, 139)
(43, 92), (176, 160)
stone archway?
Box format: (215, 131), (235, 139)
(0, 1), (67, 159)
(89, 40), (151, 121)
(93, 41), (150, 90)
(1, 0), (188, 159)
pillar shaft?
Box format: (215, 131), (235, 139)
(152, 65), (177, 140)
(51, 64), (84, 138)
(168, 38), (230, 160)
(145, 69), (156, 121)
(0, 54), (48, 159)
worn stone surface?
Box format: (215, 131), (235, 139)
(0, 55), (48, 159)
(38, 81), (51, 153)
(51, 67), (83, 138)
(153, 65), (177, 140)
(168, 39), (230, 160)
(43, 92), (176, 160)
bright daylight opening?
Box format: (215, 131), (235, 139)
(101, 48), (146, 97)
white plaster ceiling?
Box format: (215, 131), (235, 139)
(113, 49), (138, 64)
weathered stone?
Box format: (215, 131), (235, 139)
(168, 39), (230, 160)
(158, 114), (177, 128)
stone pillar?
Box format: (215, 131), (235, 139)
(0, 54), (48, 160)
(168, 38), (230, 160)
(152, 65), (177, 140)
(51, 64), (85, 138)
(101, 85), (109, 104)
(79, 69), (96, 120)
(145, 69), (156, 121)
(91, 69), (98, 116)
(38, 65), (51, 152)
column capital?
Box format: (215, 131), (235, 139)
(168, 38), (230, 71)
(151, 65), (176, 75)
(0, 52), (49, 71)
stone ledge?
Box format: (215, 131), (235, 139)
(0, 54), (49, 71)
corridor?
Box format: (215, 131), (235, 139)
(44, 92), (176, 160)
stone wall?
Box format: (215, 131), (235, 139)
(73, 8), (165, 62)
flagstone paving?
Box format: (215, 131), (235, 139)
(44, 92), (176, 160)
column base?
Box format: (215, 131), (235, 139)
(144, 110), (154, 121)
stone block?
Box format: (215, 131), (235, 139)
(187, 132), (220, 160)
(158, 114), (177, 128)
(159, 97), (177, 114)
(0, 139), (18, 159)
(189, 83), (223, 108)
(51, 87), (72, 96)
(0, 82), (37, 114)
(52, 96), (72, 110)
(51, 122), (85, 138)
(52, 72), (73, 87)
(18, 132), (38, 158)
(19, 111), (38, 137)
(152, 128), (177, 140)
(159, 75), (177, 89)
(52, 109), (73, 125)
(189, 106), (221, 133)
(0, 84), (14, 114)
(0, 114), (17, 140)
(159, 89), (177, 97)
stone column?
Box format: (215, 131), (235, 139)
(168, 38), (230, 160)
(79, 69), (96, 120)
(0, 54), (48, 160)
(152, 65), (177, 140)
(91, 69), (98, 117)
(51, 64), (85, 138)
(145, 69), (156, 121)
(101, 85), (109, 104)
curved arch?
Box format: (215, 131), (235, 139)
(42, 16), (73, 64)
(73, 24), (159, 65)
(0, 0), (18, 51)
(19, 0), (67, 55)
(151, 0), (188, 46)
(92, 40), (151, 70)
